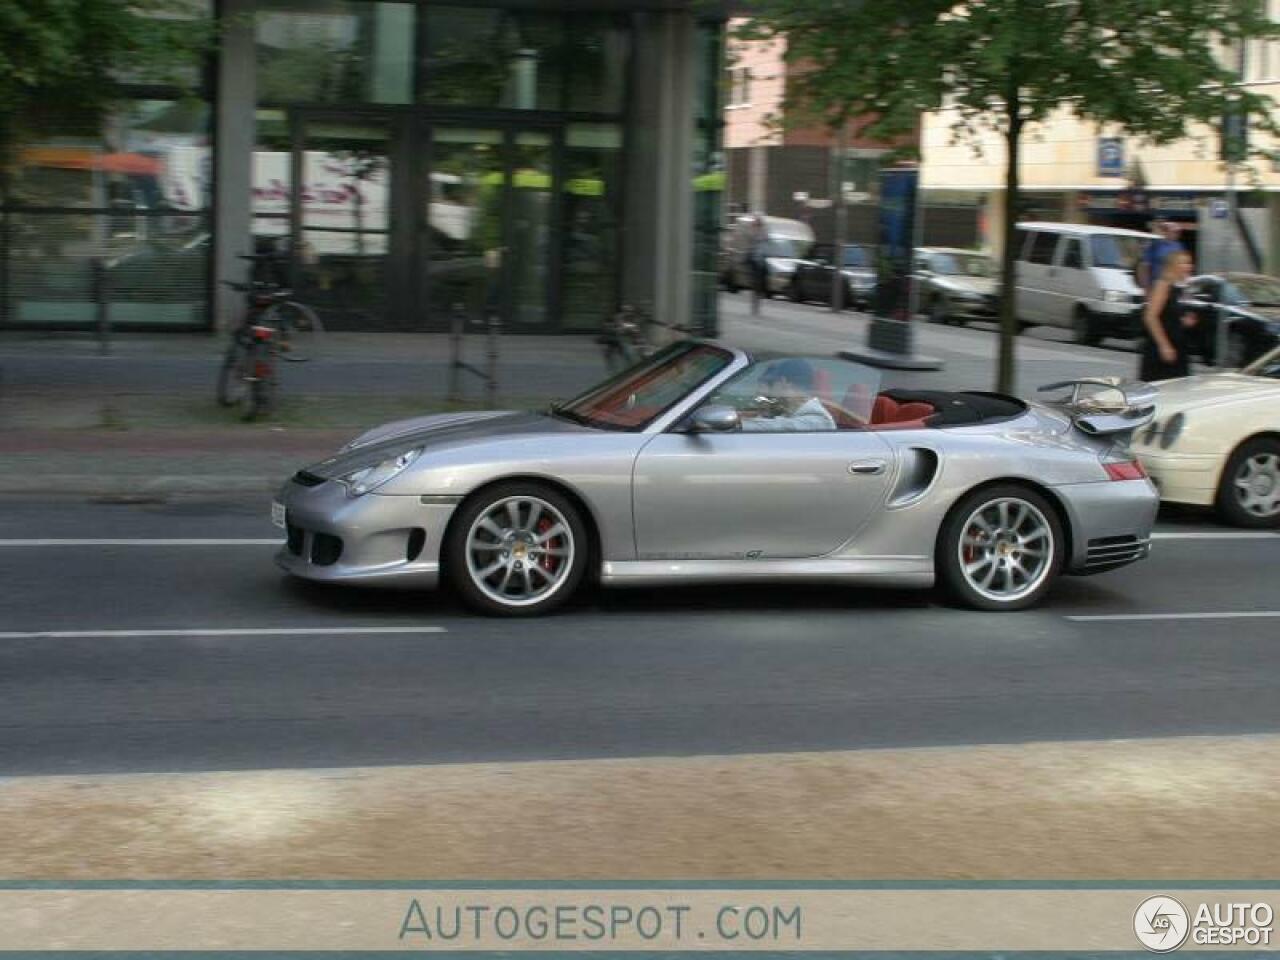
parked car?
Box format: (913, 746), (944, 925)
(1181, 273), (1280, 369)
(720, 215), (815, 296)
(1133, 344), (1280, 527)
(788, 243), (877, 308)
(1013, 222), (1156, 345)
(913, 247), (999, 325)
(275, 340), (1159, 616)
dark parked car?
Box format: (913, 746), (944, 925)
(1183, 273), (1280, 368)
(788, 243), (877, 308)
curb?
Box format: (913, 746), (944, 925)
(0, 475), (282, 497)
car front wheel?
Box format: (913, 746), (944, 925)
(1216, 437), (1280, 528)
(446, 482), (589, 616)
(937, 485), (1065, 611)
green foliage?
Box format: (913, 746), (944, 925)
(739, 0), (1280, 390)
(0, 0), (213, 161)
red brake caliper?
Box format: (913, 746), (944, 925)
(536, 518), (559, 574)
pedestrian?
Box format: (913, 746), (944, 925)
(747, 217), (769, 316)
(1137, 220), (1183, 292)
(1139, 248), (1198, 382)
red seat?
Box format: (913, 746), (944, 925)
(869, 394), (935, 430)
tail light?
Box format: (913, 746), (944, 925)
(251, 324), (274, 342)
(1103, 459), (1146, 481)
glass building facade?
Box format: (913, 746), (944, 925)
(0, 1), (724, 337)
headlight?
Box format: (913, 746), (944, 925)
(338, 447), (423, 497)
(1159, 412), (1185, 450)
(1103, 289), (1129, 303)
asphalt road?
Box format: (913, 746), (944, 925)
(1, 497), (1277, 777)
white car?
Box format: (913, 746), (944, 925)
(1133, 345), (1280, 527)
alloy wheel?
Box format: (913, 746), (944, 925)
(464, 496), (576, 608)
(957, 497), (1055, 604)
(1232, 452), (1280, 519)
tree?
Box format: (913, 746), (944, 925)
(739, 0), (1280, 392)
(0, 0), (211, 166)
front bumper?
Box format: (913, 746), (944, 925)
(949, 296), (999, 321)
(1134, 451), (1222, 507)
(1089, 302), (1145, 336)
(274, 475), (459, 588)
(1054, 478), (1159, 574)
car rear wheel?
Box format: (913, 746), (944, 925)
(937, 485), (1065, 611)
(446, 482), (589, 616)
(1073, 306), (1101, 346)
(1215, 438), (1280, 528)
(928, 296), (950, 325)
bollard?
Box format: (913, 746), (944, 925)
(93, 257), (111, 356)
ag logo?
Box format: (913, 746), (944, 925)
(1134, 896), (1190, 952)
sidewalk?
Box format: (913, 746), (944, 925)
(0, 302), (1141, 497)
(2, 734), (1276, 879)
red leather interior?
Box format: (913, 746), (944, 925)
(868, 395), (936, 430)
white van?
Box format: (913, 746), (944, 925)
(1014, 222), (1158, 345)
(721, 215), (816, 296)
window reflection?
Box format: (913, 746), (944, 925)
(421, 7), (563, 110)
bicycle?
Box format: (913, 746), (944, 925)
(216, 258), (323, 421)
(599, 303), (694, 374)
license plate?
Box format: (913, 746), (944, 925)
(271, 501), (287, 529)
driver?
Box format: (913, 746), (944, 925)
(740, 358), (837, 432)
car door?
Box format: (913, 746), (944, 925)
(1019, 230), (1060, 326)
(801, 243), (834, 301)
(631, 358), (896, 560)
(1044, 235), (1086, 325)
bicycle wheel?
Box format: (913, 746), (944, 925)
(216, 338), (249, 408)
(267, 301), (323, 362)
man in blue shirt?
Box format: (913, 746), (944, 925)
(1138, 221), (1183, 292)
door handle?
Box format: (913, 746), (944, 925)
(848, 459), (887, 476)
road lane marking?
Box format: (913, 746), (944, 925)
(1152, 531), (1279, 540)
(1067, 611), (1280, 623)
(0, 538), (281, 546)
(0, 626), (447, 640)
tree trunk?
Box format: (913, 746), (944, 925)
(997, 102), (1023, 395)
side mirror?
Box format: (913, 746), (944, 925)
(688, 404), (741, 433)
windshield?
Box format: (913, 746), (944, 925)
(842, 246), (872, 268)
(930, 252), (991, 277)
(552, 342), (733, 431)
(765, 238), (808, 259)
(1223, 274), (1280, 306)
(1091, 234), (1144, 270)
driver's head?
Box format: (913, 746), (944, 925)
(761, 358), (816, 399)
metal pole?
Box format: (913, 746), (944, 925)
(448, 301), (463, 405)
(830, 126), (847, 313)
(485, 309), (499, 409)
(94, 257), (112, 356)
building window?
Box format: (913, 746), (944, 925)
(727, 66), (752, 108)
(3, 98), (212, 329)
(420, 7), (564, 110)
(256, 1), (415, 105)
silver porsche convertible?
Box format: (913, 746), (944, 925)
(275, 341), (1160, 616)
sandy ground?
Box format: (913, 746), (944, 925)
(2, 735), (1277, 879)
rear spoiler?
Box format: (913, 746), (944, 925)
(1037, 378), (1157, 436)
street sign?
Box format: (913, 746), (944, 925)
(1097, 137), (1125, 177)
(1211, 199), (1230, 219)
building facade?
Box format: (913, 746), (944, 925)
(1, 1), (725, 336)
(920, 28), (1280, 273)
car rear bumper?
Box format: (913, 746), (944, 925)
(273, 476), (459, 588)
(1135, 451), (1221, 507)
(1054, 478), (1159, 574)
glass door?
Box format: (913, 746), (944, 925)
(420, 124), (557, 330)
(289, 115), (396, 329)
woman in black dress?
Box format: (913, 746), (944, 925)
(1139, 248), (1196, 382)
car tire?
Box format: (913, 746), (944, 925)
(928, 296), (949, 325)
(1073, 306), (1101, 347)
(446, 481), (590, 616)
(936, 484), (1066, 611)
(1215, 437), (1280, 529)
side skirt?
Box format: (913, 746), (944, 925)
(599, 557), (934, 588)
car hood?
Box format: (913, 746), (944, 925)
(935, 276), (997, 296)
(1152, 372), (1280, 415)
(304, 410), (586, 479)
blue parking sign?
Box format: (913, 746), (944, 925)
(1098, 137), (1125, 177)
